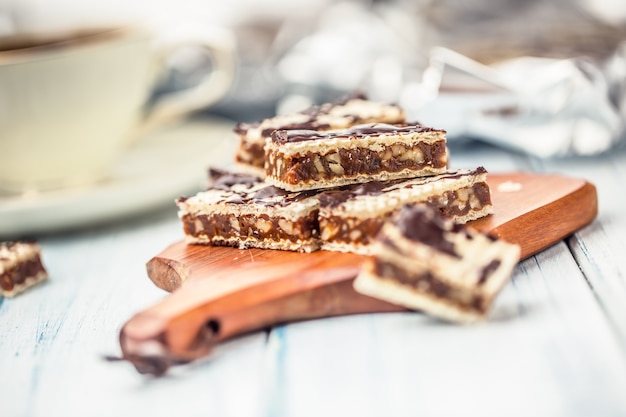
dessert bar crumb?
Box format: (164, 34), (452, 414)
(0, 241), (48, 297)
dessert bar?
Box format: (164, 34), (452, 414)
(354, 205), (520, 323)
(0, 241), (48, 297)
(177, 169), (321, 252)
(318, 167), (493, 253)
(234, 94), (405, 176)
(265, 122), (448, 191)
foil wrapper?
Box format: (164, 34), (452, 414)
(409, 46), (626, 158)
(269, 1), (626, 158)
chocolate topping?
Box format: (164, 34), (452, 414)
(234, 92), (395, 136)
(478, 260), (502, 285)
(184, 169), (319, 208)
(208, 168), (260, 190)
(271, 123), (444, 144)
(318, 169), (483, 208)
(438, 166), (487, 179)
(395, 205), (460, 258)
(319, 181), (388, 208)
(222, 185), (315, 207)
(252, 186), (290, 200)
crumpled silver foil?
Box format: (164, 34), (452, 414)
(408, 45), (626, 158)
(268, 0), (626, 158)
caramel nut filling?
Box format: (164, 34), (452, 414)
(372, 259), (487, 314)
(181, 211), (320, 244)
(319, 183), (492, 246)
(266, 140), (447, 185)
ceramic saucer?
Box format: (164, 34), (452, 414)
(0, 115), (237, 238)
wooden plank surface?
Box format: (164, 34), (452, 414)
(264, 244), (626, 417)
(538, 149), (626, 348)
(1, 140), (626, 417)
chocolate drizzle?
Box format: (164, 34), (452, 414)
(252, 186), (290, 200)
(189, 169), (319, 207)
(208, 168), (259, 190)
(319, 181), (389, 208)
(272, 123), (443, 144)
(234, 92), (390, 136)
(395, 205), (460, 258)
(478, 260), (501, 285)
(318, 168), (485, 208)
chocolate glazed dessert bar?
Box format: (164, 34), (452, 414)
(234, 94), (405, 177)
(354, 205), (520, 324)
(318, 167), (493, 254)
(0, 241), (48, 297)
(177, 169), (321, 253)
(265, 122), (448, 192)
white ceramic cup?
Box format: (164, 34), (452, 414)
(0, 25), (235, 192)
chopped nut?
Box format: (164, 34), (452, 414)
(391, 144), (405, 156)
(328, 162), (345, 175)
(469, 194), (481, 209)
(313, 155), (325, 174)
(230, 218), (240, 232)
(278, 218), (294, 235)
(457, 188), (469, 202)
(325, 152), (341, 164)
(320, 223), (338, 241)
(349, 229), (362, 241)
(276, 158), (283, 175)
(256, 218), (272, 233)
(400, 147), (423, 162)
(452, 200), (467, 211)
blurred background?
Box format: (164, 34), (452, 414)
(2, 0), (626, 156)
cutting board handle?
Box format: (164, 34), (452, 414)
(119, 251), (403, 375)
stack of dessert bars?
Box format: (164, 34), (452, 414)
(176, 93), (495, 255)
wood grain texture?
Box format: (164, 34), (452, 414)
(120, 172), (597, 375)
(537, 149), (626, 348)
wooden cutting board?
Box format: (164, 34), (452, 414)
(119, 172), (597, 375)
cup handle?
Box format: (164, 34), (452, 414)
(133, 26), (236, 139)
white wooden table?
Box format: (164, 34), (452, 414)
(2, 131), (626, 417)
